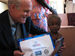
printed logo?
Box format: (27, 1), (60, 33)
(33, 41), (41, 47)
(44, 49), (49, 54)
(35, 51), (42, 55)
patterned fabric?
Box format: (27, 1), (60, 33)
(30, 0), (49, 31)
(45, 0), (49, 4)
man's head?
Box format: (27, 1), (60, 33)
(8, 0), (32, 23)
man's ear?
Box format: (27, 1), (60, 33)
(10, 4), (16, 11)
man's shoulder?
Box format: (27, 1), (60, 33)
(0, 10), (8, 17)
(0, 10), (8, 24)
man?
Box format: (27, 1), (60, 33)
(0, 0), (65, 56)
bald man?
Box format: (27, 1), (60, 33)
(0, 0), (47, 56)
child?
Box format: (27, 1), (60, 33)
(48, 15), (64, 56)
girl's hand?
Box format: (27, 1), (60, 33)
(58, 42), (66, 53)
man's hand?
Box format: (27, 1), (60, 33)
(58, 42), (66, 53)
(14, 50), (25, 56)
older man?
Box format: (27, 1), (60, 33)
(0, 0), (47, 56)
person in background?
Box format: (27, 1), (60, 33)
(0, 0), (65, 56)
(48, 15), (65, 56)
(30, 0), (58, 32)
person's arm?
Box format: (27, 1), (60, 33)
(26, 17), (47, 35)
(50, 37), (64, 56)
(0, 49), (25, 56)
(30, 19), (47, 35)
(50, 41), (61, 56)
(36, 0), (58, 15)
(58, 42), (66, 53)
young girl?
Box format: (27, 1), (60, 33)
(48, 15), (64, 56)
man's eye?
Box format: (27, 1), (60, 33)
(23, 16), (25, 18)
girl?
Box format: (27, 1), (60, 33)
(48, 15), (64, 56)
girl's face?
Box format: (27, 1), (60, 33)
(48, 18), (61, 33)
